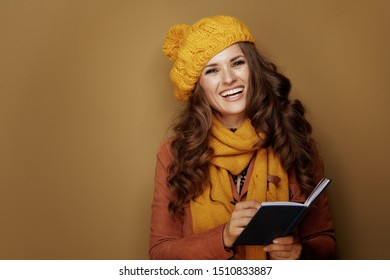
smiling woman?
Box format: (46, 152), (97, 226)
(199, 44), (249, 128)
(149, 15), (336, 260)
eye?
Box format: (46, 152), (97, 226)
(205, 68), (218, 75)
(232, 59), (246, 67)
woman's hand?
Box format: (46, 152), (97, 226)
(263, 236), (302, 260)
(223, 200), (260, 248)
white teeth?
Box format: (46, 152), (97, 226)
(220, 87), (244, 97)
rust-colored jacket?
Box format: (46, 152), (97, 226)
(149, 139), (336, 259)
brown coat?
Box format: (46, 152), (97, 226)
(149, 139), (336, 259)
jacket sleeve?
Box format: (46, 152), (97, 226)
(149, 140), (233, 260)
(296, 142), (337, 259)
(299, 192), (337, 259)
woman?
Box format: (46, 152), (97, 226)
(150, 15), (336, 260)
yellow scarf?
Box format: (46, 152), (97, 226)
(190, 118), (289, 259)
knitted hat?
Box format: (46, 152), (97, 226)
(163, 15), (255, 101)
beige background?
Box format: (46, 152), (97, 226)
(1, 0), (389, 260)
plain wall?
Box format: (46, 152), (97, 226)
(0, 0), (389, 259)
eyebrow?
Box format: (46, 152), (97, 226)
(204, 55), (245, 68)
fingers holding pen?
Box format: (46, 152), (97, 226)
(223, 200), (260, 248)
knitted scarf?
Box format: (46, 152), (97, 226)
(190, 118), (289, 259)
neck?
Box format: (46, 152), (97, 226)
(216, 114), (246, 130)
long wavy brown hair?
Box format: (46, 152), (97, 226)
(167, 42), (315, 215)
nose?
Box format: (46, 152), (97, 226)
(222, 67), (237, 84)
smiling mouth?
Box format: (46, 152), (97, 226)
(220, 87), (244, 98)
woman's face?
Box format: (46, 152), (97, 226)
(199, 43), (249, 128)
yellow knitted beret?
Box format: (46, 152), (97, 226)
(162, 15), (255, 101)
